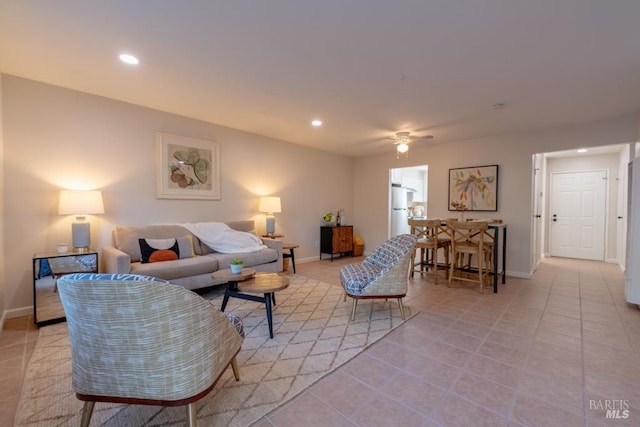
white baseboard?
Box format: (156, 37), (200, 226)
(505, 270), (532, 279)
(5, 306), (32, 320)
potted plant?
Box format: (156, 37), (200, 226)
(322, 212), (335, 226)
(230, 258), (244, 273)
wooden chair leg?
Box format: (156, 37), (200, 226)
(80, 401), (95, 427)
(410, 249), (416, 278)
(433, 247), (439, 285)
(187, 402), (198, 427)
(478, 250), (484, 294)
(230, 356), (240, 381)
(397, 298), (405, 320)
(351, 298), (358, 321)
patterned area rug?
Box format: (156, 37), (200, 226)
(15, 275), (411, 426)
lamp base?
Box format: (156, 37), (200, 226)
(265, 216), (275, 237)
(72, 222), (91, 251)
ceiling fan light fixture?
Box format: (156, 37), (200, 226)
(397, 143), (409, 153)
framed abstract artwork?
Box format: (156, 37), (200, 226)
(156, 132), (220, 200)
(448, 165), (498, 211)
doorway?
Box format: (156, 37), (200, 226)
(389, 165), (428, 237)
(549, 170), (607, 260)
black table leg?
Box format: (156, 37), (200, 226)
(502, 227), (507, 284)
(290, 249), (296, 273)
(221, 280), (239, 311)
(265, 292), (274, 338)
(493, 228), (499, 294)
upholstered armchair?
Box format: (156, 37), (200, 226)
(340, 234), (417, 320)
(57, 273), (244, 427)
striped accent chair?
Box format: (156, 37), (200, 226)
(57, 273), (244, 427)
(340, 234), (417, 320)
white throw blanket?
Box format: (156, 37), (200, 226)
(181, 222), (266, 253)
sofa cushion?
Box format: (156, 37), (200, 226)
(139, 236), (194, 263)
(115, 225), (196, 262)
(130, 256), (219, 281)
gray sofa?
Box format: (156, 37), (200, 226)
(101, 220), (282, 290)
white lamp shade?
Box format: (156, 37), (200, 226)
(59, 190), (105, 216)
(259, 196), (281, 214)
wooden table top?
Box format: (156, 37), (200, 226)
(238, 273), (290, 293)
(282, 243), (299, 250)
(212, 268), (256, 282)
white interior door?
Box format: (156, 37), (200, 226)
(550, 170), (607, 260)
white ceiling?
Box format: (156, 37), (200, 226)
(2, 1), (640, 157)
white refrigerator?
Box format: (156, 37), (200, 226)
(625, 157), (640, 305)
(390, 186), (410, 236)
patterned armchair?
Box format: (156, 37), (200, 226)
(57, 273), (244, 427)
(340, 234), (417, 320)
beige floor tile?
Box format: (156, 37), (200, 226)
(340, 353), (399, 389)
(477, 341), (529, 369)
(308, 371), (377, 417)
(266, 392), (348, 427)
(435, 329), (484, 352)
(466, 354), (523, 389)
(379, 372), (446, 416)
(510, 393), (584, 427)
(431, 393), (506, 427)
(350, 392), (427, 427)
(424, 340), (473, 368)
(451, 372), (515, 415)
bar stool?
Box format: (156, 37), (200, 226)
(408, 218), (451, 285)
(447, 220), (492, 293)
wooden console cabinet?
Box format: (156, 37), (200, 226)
(320, 225), (353, 261)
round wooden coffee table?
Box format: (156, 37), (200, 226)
(216, 272), (289, 338)
(212, 268), (256, 291)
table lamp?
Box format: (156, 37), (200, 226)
(58, 190), (105, 252)
(259, 196), (281, 237)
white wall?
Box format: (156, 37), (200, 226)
(1, 75), (354, 315)
(353, 114), (637, 278)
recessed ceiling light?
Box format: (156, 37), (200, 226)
(577, 148), (588, 153)
(311, 120), (322, 127)
(119, 53), (139, 65)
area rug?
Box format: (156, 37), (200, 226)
(15, 275), (412, 426)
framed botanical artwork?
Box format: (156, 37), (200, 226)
(156, 132), (220, 200)
(448, 165), (498, 211)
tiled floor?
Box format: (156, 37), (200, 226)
(255, 257), (640, 427)
(2, 257), (640, 426)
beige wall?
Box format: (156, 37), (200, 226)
(0, 75), (5, 324)
(353, 114), (637, 278)
(1, 75), (354, 316)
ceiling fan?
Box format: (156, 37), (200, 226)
(392, 131), (434, 158)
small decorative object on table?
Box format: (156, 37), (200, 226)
(230, 258), (244, 274)
(322, 212), (335, 226)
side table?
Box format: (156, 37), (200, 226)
(282, 243), (299, 273)
(33, 249), (98, 326)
